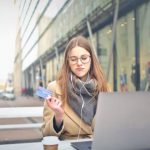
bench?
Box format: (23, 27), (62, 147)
(0, 107), (43, 130)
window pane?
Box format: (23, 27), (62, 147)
(116, 12), (135, 91)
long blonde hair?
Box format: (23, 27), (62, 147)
(57, 36), (109, 103)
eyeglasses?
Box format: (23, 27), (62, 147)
(68, 55), (91, 65)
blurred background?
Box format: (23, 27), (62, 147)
(0, 0), (150, 98)
(0, 0), (150, 145)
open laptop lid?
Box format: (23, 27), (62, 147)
(92, 92), (150, 150)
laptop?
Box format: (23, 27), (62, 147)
(92, 91), (150, 150)
(72, 92), (150, 150)
(71, 140), (92, 150)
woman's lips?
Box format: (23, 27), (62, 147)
(76, 68), (84, 71)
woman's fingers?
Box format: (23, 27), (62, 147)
(46, 97), (64, 117)
(46, 95), (52, 100)
(46, 96), (62, 108)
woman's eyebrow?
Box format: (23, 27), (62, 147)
(69, 54), (89, 57)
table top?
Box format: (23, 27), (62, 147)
(0, 138), (92, 150)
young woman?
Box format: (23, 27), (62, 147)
(41, 36), (110, 140)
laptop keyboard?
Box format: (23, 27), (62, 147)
(71, 141), (92, 150)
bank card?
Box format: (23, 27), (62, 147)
(36, 86), (52, 99)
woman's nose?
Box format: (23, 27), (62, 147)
(76, 58), (82, 65)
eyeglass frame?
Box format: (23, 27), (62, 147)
(68, 54), (91, 65)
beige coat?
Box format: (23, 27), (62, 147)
(41, 81), (95, 140)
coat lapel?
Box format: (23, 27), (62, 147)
(64, 102), (93, 135)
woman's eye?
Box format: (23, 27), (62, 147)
(81, 56), (87, 60)
(70, 57), (77, 61)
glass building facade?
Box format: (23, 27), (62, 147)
(14, 0), (150, 95)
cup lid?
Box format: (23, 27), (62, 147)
(42, 136), (59, 145)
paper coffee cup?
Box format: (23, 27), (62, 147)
(42, 136), (59, 150)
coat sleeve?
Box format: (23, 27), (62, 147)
(41, 81), (64, 137)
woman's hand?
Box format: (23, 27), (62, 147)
(46, 96), (64, 125)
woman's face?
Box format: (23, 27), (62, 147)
(68, 46), (91, 81)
